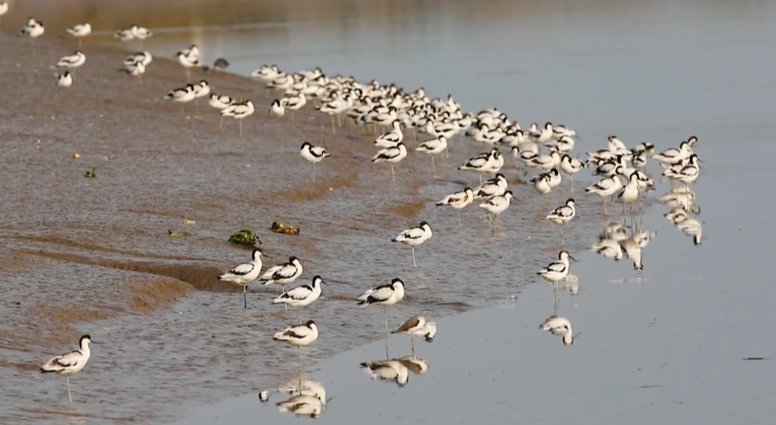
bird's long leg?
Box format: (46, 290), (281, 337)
(570, 176), (574, 193)
(560, 224), (565, 246)
(431, 156), (436, 173)
(391, 165), (396, 183)
(457, 210), (462, 227)
(412, 247), (417, 268)
(337, 113), (342, 127)
(553, 283), (560, 314)
(67, 376), (72, 403)
(243, 284), (247, 310)
(312, 163), (317, 183)
(239, 119), (244, 137)
(78, 38), (83, 49)
(186, 68), (191, 82)
(411, 333), (416, 358)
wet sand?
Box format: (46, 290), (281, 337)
(0, 29), (600, 424)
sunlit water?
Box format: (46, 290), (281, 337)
(2, 0), (775, 423)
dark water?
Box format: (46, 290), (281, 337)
(1, 0), (775, 423)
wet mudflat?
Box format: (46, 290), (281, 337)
(1, 0), (775, 423)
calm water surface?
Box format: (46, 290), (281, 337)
(2, 0), (775, 423)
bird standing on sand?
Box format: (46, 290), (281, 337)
(65, 23), (91, 48)
(40, 335), (93, 403)
(56, 71), (72, 88)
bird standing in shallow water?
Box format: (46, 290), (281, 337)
(545, 198), (577, 245)
(392, 222), (432, 267)
(219, 248), (263, 309)
(300, 142), (331, 182)
(371, 142), (408, 183)
(40, 335), (93, 403)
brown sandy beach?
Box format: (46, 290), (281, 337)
(0, 27), (559, 424)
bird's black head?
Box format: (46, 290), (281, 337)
(301, 141), (311, 149)
(305, 320), (316, 327)
(289, 256), (300, 262)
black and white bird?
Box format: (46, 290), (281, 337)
(40, 334), (93, 403)
(176, 44), (200, 81)
(124, 51), (153, 67)
(545, 198), (577, 244)
(415, 135), (447, 172)
(165, 84), (196, 104)
(273, 320), (319, 348)
(560, 154), (585, 191)
(57, 51), (86, 68)
(459, 148), (504, 180)
(585, 175), (622, 214)
(261, 256), (303, 292)
(20, 17), (45, 38)
(357, 278), (406, 307)
(374, 120), (403, 147)
(360, 359), (409, 387)
(131, 25), (153, 41)
(273, 275), (326, 316)
(65, 23), (91, 48)
(114, 26), (134, 42)
(269, 99), (286, 117)
(474, 173), (508, 199)
(219, 248), (263, 309)
(436, 187), (474, 226)
(357, 278), (406, 332)
(371, 142), (408, 183)
(300, 142), (331, 182)
(537, 250), (575, 285)
(653, 141), (693, 166)
(479, 190), (514, 227)
(284, 93), (307, 120)
(221, 100), (254, 136)
(392, 222), (432, 267)
(56, 71), (72, 88)
(540, 315), (574, 346)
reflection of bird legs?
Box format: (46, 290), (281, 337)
(553, 284), (560, 314)
(411, 333), (416, 358)
(384, 306), (390, 359)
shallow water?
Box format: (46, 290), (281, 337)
(1, 0), (775, 423)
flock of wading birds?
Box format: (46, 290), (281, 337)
(17, 9), (703, 417)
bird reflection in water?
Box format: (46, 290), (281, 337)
(540, 315), (575, 346)
(361, 358), (411, 387)
(591, 221), (657, 270)
(274, 376), (328, 418)
(665, 207), (702, 246)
